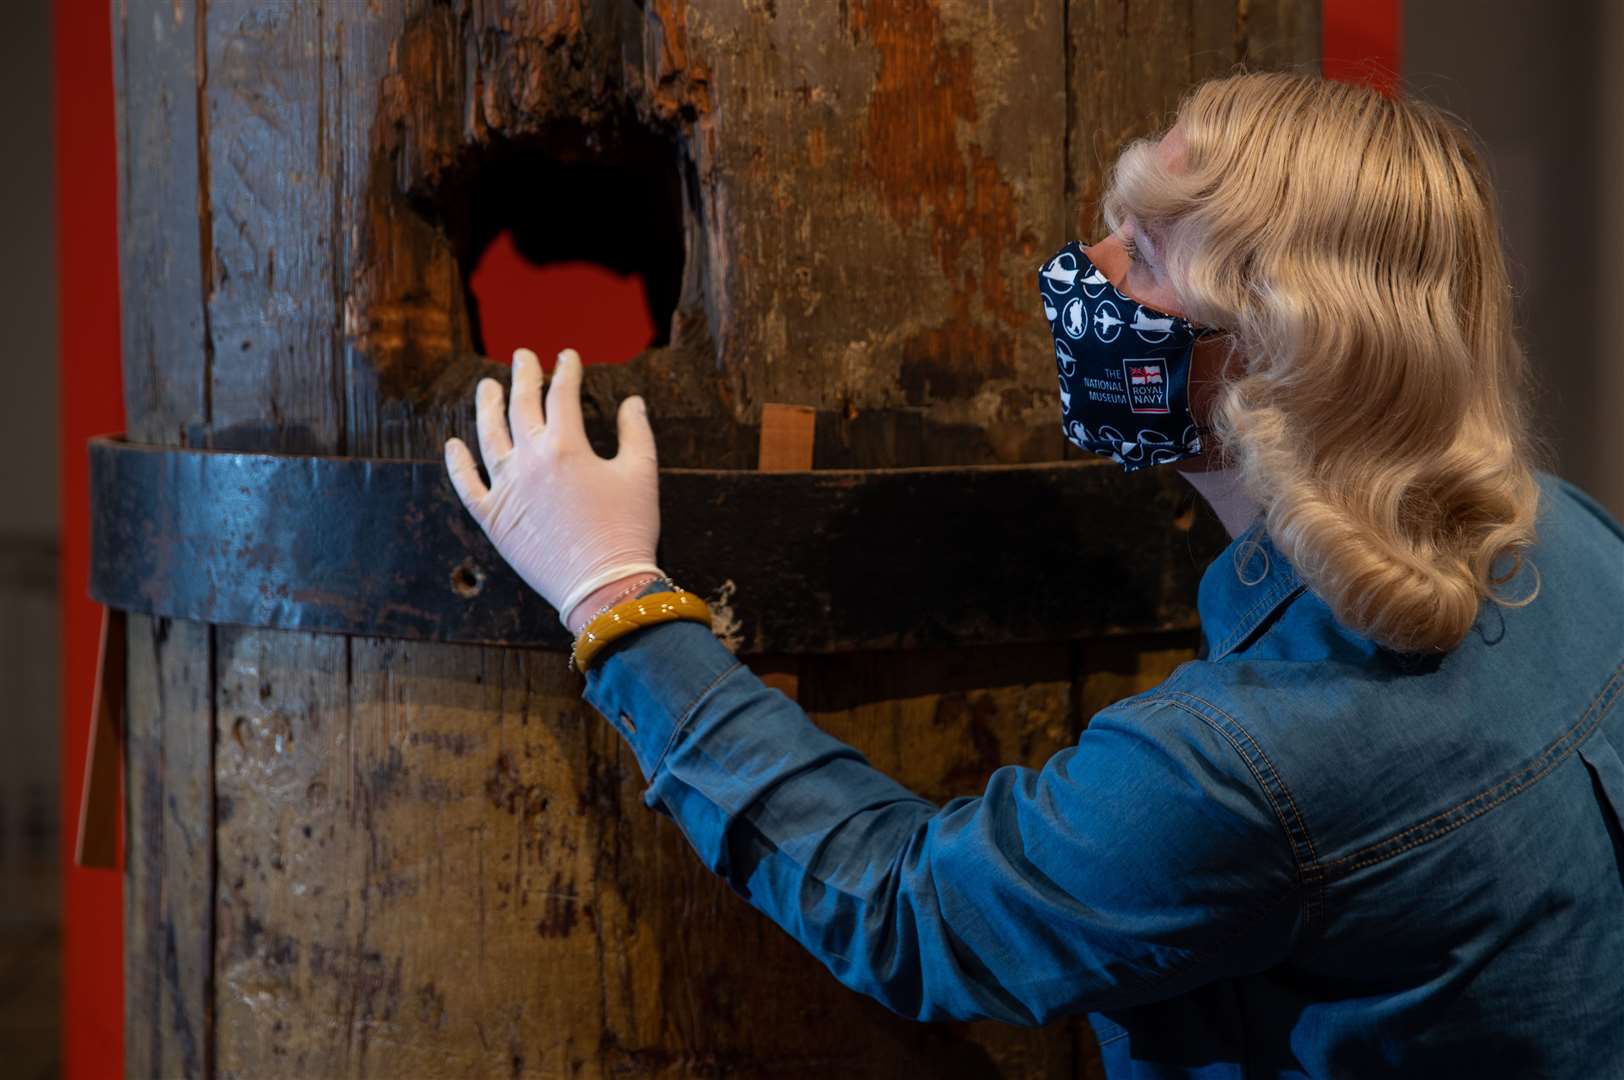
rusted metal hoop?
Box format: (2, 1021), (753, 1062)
(88, 434), (1220, 653)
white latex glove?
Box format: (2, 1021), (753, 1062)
(444, 347), (663, 631)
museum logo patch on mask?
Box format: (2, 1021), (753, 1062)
(1124, 359), (1169, 414)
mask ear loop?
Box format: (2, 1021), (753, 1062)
(1184, 326), (1242, 467)
(1179, 326), (1223, 454)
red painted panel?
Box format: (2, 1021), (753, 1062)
(55, 0), (126, 1077)
(467, 229), (657, 370)
(1323, 0), (1402, 94)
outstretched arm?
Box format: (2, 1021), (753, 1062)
(582, 601), (1304, 1027)
(441, 349), (1303, 1026)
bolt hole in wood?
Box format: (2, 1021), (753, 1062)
(421, 120), (686, 368)
(450, 557), (487, 599)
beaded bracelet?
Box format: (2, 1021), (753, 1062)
(569, 588), (712, 674)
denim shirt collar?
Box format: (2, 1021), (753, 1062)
(1197, 519), (1309, 661)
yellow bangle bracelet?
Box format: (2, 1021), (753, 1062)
(569, 589), (712, 674)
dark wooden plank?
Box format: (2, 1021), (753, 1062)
(203, 0), (344, 453)
(210, 624), (350, 1075)
(114, 0), (210, 447)
(123, 614), (214, 1080)
(193, 4), (376, 1077)
(1242, 0), (1322, 73)
(114, 2), (218, 1076)
(1068, 0), (1324, 240)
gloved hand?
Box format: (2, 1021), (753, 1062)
(444, 347), (663, 631)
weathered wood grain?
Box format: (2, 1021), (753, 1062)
(203, 0), (346, 454)
(123, 614), (214, 1080)
(113, 1), (1316, 1076)
(114, 0), (210, 448)
(115, 1), (218, 1074)
(1065, 0), (1322, 240)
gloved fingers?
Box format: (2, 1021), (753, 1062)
(544, 348), (588, 449)
(443, 437), (489, 515)
(613, 395), (657, 467)
(475, 377), (514, 473)
(508, 347), (546, 446)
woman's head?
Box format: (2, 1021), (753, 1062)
(1099, 70), (1551, 654)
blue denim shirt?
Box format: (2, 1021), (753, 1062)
(581, 468), (1624, 1077)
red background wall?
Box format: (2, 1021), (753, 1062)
(1323, 0), (1402, 95)
(56, 1), (125, 1076)
(56, 4), (1399, 1076)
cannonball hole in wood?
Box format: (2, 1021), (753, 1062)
(414, 123), (687, 364)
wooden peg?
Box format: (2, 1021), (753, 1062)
(754, 404), (816, 700)
(757, 402), (816, 472)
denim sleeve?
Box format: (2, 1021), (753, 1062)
(580, 615), (1302, 1026)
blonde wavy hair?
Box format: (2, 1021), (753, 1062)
(1102, 70), (1552, 654)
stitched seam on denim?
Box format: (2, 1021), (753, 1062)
(1214, 581), (1304, 660)
(1213, 583), (1284, 658)
(1225, 582), (1306, 658)
(1147, 695), (1296, 866)
(1337, 721), (1611, 874)
(1156, 690), (1323, 869)
(1326, 657), (1624, 875)
(1096, 1029), (1129, 1047)
(649, 658), (747, 780)
(1150, 690), (1327, 933)
(1214, 594), (1273, 652)
(1327, 657), (1623, 868)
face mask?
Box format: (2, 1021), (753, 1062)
(1037, 239), (1216, 473)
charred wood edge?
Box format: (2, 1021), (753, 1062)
(88, 434), (1226, 655)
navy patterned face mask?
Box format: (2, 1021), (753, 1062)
(1037, 239), (1216, 473)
